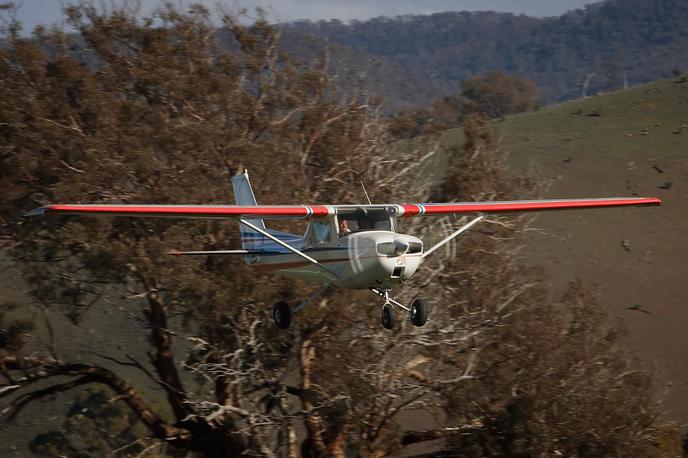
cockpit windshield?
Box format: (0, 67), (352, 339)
(338, 211), (393, 236)
(304, 209), (396, 246)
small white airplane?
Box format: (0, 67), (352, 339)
(26, 171), (661, 330)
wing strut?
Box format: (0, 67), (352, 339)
(239, 219), (338, 281)
(167, 250), (258, 256)
(422, 215), (484, 259)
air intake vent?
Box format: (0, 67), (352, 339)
(392, 267), (404, 278)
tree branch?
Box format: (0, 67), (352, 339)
(128, 264), (191, 421)
(0, 358), (191, 443)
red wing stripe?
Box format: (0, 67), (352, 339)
(401, 197), (661, 217)
(309, 205), (331, 217)
(401, 204), (422, 216)
(43, 204), (312, 218)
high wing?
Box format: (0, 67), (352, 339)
(393, 197), (661, 217)
(25, 204), (336, 219)
(26, 197), (660, 220)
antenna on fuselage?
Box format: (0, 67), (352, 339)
(360, 181), (373, 205)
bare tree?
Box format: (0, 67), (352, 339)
(581, 72), (596, 98)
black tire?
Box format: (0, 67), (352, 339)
(273, 301), (291, 329)
(410, 298), (428, 327)
(381, 303), (396, 330)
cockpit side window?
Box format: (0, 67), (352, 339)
(311, 221), (332, 245)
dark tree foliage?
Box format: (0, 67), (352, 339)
(0, 3), (677, 457)
(461, 71), (540, 119)
(387, 95), (465, 140)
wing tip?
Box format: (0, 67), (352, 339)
(637, 197), (662, 206)
(24, 206), (50, 217)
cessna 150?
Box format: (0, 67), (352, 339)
(27, 171), (661, 330)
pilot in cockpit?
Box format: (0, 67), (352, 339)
(339, 219), (352, 235)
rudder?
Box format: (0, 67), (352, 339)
(231, 170), (266, 249)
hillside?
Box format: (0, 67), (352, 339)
(433, 78), (688, 423)
(285, 0), (688, 107)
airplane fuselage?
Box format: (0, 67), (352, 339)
(248, 230), (423, 289)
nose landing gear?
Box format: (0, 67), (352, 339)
(371, 288), (429, 330)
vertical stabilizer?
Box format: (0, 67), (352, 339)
(231, 170), (266, 249)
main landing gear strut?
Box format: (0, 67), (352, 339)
(272, 286), (428, 330)
(371, 288), (428, 330)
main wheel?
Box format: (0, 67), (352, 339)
(381, 303), (396, 330)
(410, 298), (428, 327)
(273, 301), (292, 329)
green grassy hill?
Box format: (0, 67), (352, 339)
(436, 78), (688, 425)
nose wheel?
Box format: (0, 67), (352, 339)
(372, 289), (429, 329)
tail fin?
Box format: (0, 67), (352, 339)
(231, 170), (266, 250)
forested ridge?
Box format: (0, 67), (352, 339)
(284, 0), (688, 106)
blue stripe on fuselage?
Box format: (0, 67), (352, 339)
(240, 231), (301, 240)
(255, 246), (348, 256)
